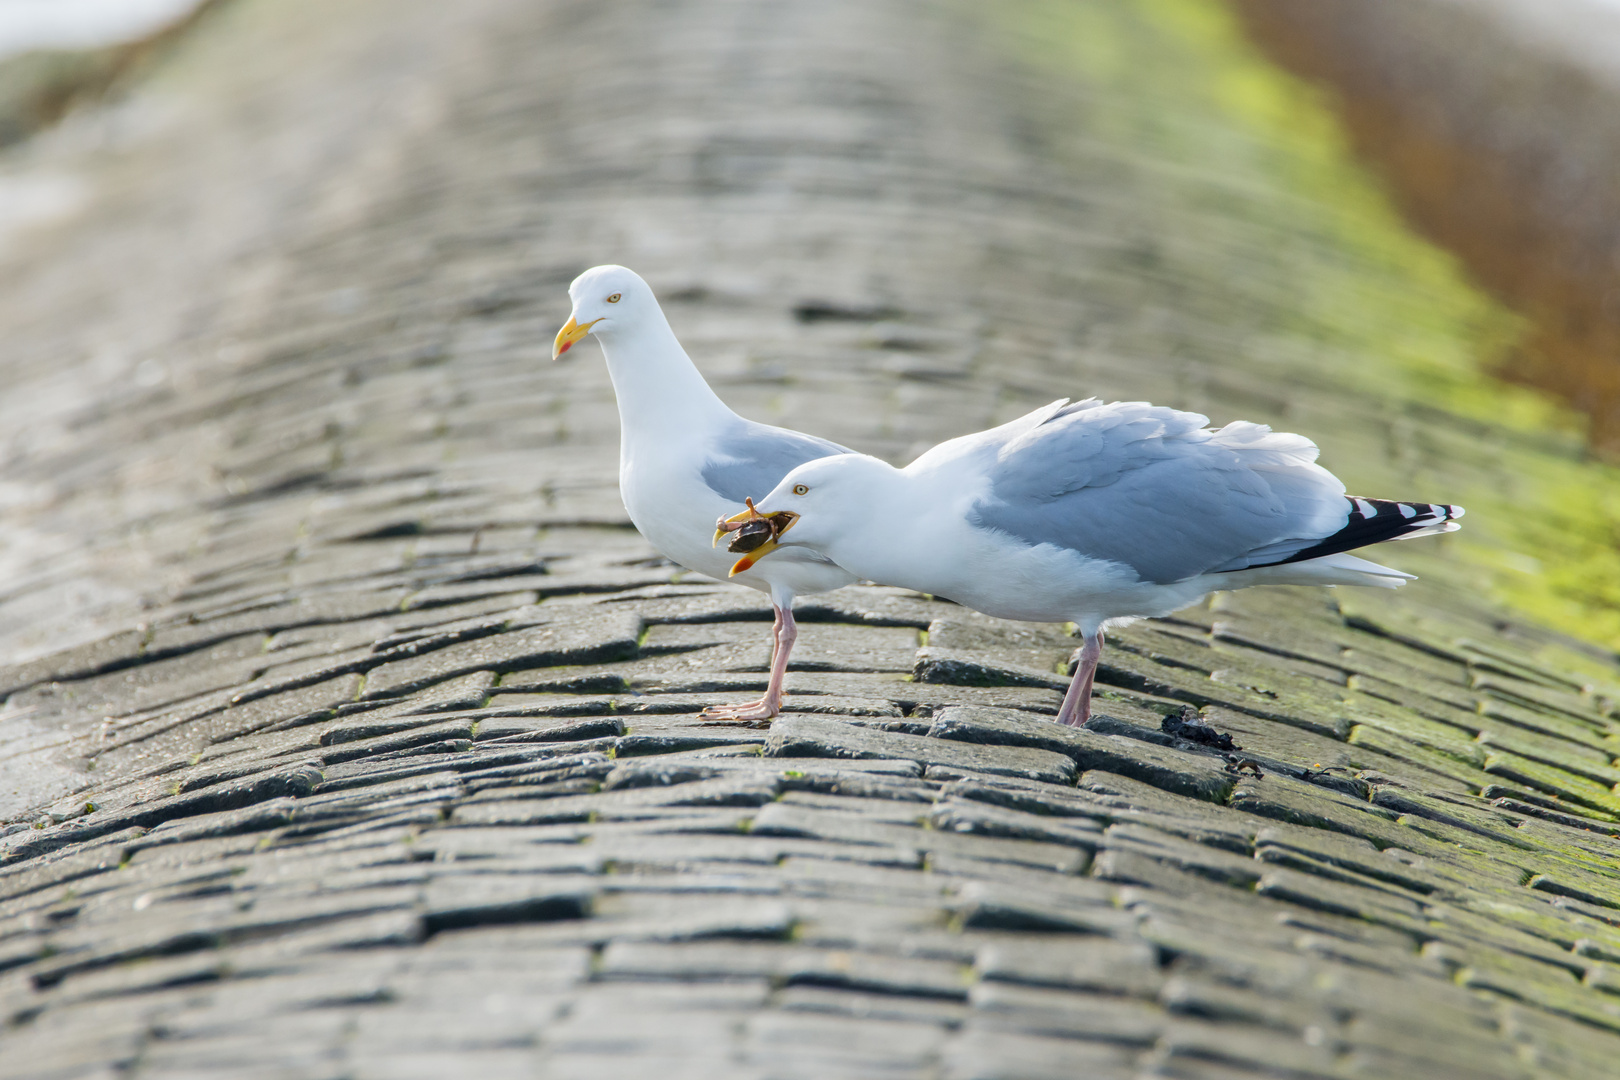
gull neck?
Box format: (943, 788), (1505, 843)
(818, 460), (928, 588)
(595, 311), (733, 444)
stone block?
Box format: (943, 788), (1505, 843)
(765, 715), (1076, 785)
(363, 613), (644, 699)
(928, 707), (1234, 802)
(975, 936), (1162, 997)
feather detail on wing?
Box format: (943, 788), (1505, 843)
(700, 418), (853, 504)
(1216, 498), (1464, 571)
(959, 398), (1455, 586)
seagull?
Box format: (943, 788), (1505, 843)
(553, 265), (857, 720)
(722, 397), (1462, 727)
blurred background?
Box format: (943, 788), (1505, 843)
(9, 7), (1620, 1073)
(2, 0), (1620, 662)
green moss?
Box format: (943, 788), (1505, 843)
(989, 0), (1620, 648)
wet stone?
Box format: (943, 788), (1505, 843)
(1097, 822), (1264, 888)
(615, 730), (770, 757)
(422, 874), (597, 932)
(319, 719), (477, 764)
(942, 1029), (1136, 1080)
(452, 775), (781, 827)
(766, 715), (1078, 785)
(912, 648), (1069, 691)
(475, 714), (625, 743)
(751, 802), (1087, 873)
(394, 670), (497, 714)
(210, 672), (364, 739)
(473, 695), (619, 721)
(967, 982), (1165, 1046)
(774, 985), (970, 1028)
(975, 936), (1163, 998)
(953, 879), (1135, 935)
(927, 707), (1234, 803)
(928, 797), (1104, 850)
(362, 613), (644, 699)
(0, 629), (147, 702)
(937, 776), (1112, 820)
(1230, 775), (1407, 848)
(600, 940), (969, 998)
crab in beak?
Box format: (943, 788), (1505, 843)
(712, 498), (799, 576)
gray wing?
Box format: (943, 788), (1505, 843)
(966, 400), (1347, 584)
(700, 417), (854, 504)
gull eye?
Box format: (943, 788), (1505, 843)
(793, 484), (809, 496)
(606, 293), (622, 303)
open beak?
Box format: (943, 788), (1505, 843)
(729, 510), (798, 576)
(552, 316), (601, 360)
(713, 502), (762, 547)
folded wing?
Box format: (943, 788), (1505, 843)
(701, 418), (854, 504)
(965, 399), (1364, 584)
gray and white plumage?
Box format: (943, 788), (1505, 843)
(702, 419), (852, 506)
(958, 398), (1457, 584)
(742, 396), (1463, 726)
(554, 265), (857, 719)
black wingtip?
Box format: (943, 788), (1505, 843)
(1265, 497), (1463, 569)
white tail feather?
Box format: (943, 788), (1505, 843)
(1220, 551), (1414, 591)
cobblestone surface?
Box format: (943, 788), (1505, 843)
(4, 0), (1620, 1077)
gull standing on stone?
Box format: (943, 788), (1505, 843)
(553, 265), (857, 720)
(724, 397), (1462, 726)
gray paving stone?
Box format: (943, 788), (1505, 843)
(952, 879), (1136, 935)
(1230, 776), (1408, 848)
(743, 1011), (947, 1076)
(1097, 823), (1264, 889)
(422, 874), (597, 932)
(929, 707), (1235, 802)
(929, 798), (1104, 850)
(938, 776), (1114, 820)
(320, 719), (477, 764)
(1076, 772), (1262, 854)
(1253, 826), (1441, 896)
(774, 984), (969, 1027)
(34, 885), (422, 987)
(209, 673), (365, 741)
(968, 981), (1164, 1045)
(942, 1029), (1136, 1080)
(616, 729), (771, 757)
(601, 940), (969, 998)
(1152, 1016), (1344, 1079)
(453, 775), (781, 827)
(975, 937), (1164, 998)
(1253, 867), (1426, 934)
(362, 614), (644, 699)
(765, 716), (1077, 785)
(912, 648), (1070, 691)
(751, 802), (1088, 873)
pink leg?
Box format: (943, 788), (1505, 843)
(1055, 632), (1102, 727)
(758, 605), (797, 715)
(699, 603), (796, 722)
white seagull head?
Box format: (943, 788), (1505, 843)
(726, 453), (892, 575)
(553, 264), (655, 359)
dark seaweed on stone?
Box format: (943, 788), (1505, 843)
(1162, 706), (1241, 752)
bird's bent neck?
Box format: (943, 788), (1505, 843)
(595, 313), (733, 448)
(821, 463), (932, 588)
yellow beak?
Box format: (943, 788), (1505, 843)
(730, 540), (779, 577)
(712, 504), (760, 547)
(728, 510), (798, 576)
(552, 316), (601, 360)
